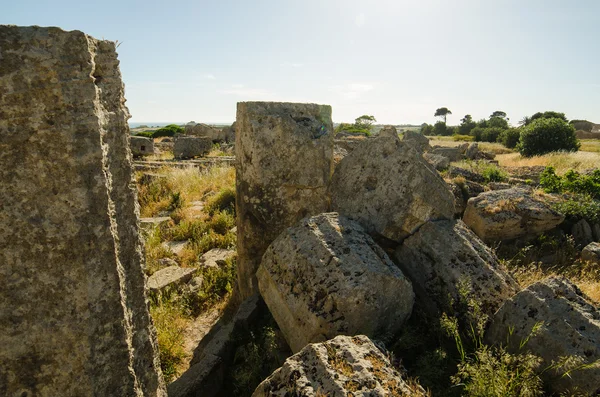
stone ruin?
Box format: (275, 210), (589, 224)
(0, 26), (166, 396)
(3, 24), (600, 397)
(131, 135), (155, 157)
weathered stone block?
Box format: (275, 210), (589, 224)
(235, 101), (334, 298)
(0, 25), (165, 396)
(258, 213), (414, 353)
(486, 277), (600, 395)
(330, 133), (455, 242)
(147, 266), (197, 296)
(173, 136), (212, 159)
(130, 135), (155, 156)
(252, 335), (427, 397)
(394, 220), (519, 318)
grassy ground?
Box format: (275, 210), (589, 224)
(496, 151), (600, 174)
(138, 165), (237, 382)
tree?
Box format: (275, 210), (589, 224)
(518, 116), (531, 126)
(490, 111), (507, 119)
(517, 118), (579, 157)
(433, 121), (448, 136)
(528, 111), (568, 124)
(354, 115), (376, 130)
(458, 114), (476, 135)
(487, 116), (509, 129)
(434, 107), (452, 124)
(421, 123), (434, 135)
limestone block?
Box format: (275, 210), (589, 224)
(235, 101), (334, 298)
(0, 25), (165, 396)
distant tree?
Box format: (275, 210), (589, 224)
(529, 111), (568, 124)
(354, 115), (376, 130)
(490, 111), (507, 119)
(488, 116), (509, 129)
(433, 121), (448, 136)
(434, 107), (452, 124)
(421, 123), (434, 135)
(517, 118), (579, 157)
(518, 116), (531, 126)
(458, 114), (477, 135)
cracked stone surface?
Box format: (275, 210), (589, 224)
(236, 101), (334, 298)
(0, 25), (165, 396)
(258, 213), (414, 353)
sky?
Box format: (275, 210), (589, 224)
(3, 0), (599, 125)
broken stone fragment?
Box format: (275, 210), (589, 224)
(485, 277), (600, 395)
(252, 335), (427, 397)
(330, 133), (455, 241)
(394, 220), (519, 318)
(463, 188), (565, 242)
(147, 266), (197, 296)
(258, 213), (414, 353)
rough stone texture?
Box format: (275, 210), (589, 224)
(447, 180), (485, 217)
(139, 216), (171, 231)
(465, 142), (479, 159)
(147, 266), (197, 295)
(447, 166), (486, 183)
(0, 25), (165, 396)
(487, 182), (512, 190)
(130, 135), (154, 157)
(223, 121), (236, 143)
(430, 146), (463, 161)
(463, 188), (565, 242)
(593, 223), (600, 242)
(378, 125), (398, 138)
(424, 152), (450, 170)
(200, 248), (235, 268)
(394, 220), (519, 317)
(402, 130), (431, 152)
(252, 335), (426, 397)
(173, 135), (212, 159)
(486, 277), (600, 395)
(258, 213), (414, 353)
(330, 133), (455, 242)
(582, 242), (600, 264)
(185, 122), (226, 142)
(236, 101), (334, 298)
(572, 219), (594, 248)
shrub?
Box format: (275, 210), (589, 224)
(517, 118), (579, 157)
(499, 128), (521, 148)
(205, 187), (236, 215)
(421, 123), (434, 135)
(540, 167), (600, 199)
(153, 124), (184, 138)
(481, 165), (508, 183)
(553, 196), (600, 224)
(453, 134), (475, 142)
(135, 131), (155, 138)
(433, 121), (448, 136)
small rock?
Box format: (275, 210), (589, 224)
(163, 241), (188, 257)
(147, 266), (197, 296)
(465, 143), (479, 159)
(430, 146), (463, 162)
(487, 182), (512, 190)
(463, 188), (564, 242)
(572, 219), (594, 248)
(485, 277), (600, 395)
(174, 136), (212, 159)
(200, 248), (235, 268)
(402, 130), (431, 152)
(424, 152), (450, 170)
(582, 242), (600, 264)
(158, 258), (178, 268)
(447, 166), (485, 183)
(140, 217), (171, 231)
(593, 223), (600, 242)
(252, 335), (426, 397)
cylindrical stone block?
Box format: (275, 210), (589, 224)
(235, 102), (334, 298)
(0, 25), (166, 396)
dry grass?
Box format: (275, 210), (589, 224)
(427, 137), (513, 155)
(168, 166), (235, 203)
(496, 151), (600, 174)
(580, 139), (600, 153)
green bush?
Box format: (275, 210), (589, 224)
(481, 165), (508, 183)
(205, 187), (236, 215)
(453, 134), (475, 142)
(499, 128), (521, 148)
(153, 124), (184, 138)
(553, 196), (600, 224)
(135, 131), (155, 138)
(540, 167), (600, 199)
(470, 127), (505, 143)
(433, 121), (449, 136)
(517, 118), (579, 157)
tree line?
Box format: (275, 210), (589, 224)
(422, 108), (583, 156)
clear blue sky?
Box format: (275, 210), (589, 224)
(3, 0), (599, 125)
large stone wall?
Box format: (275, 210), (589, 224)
(0, 26), (166, 396)
(235, 102), (334, 298)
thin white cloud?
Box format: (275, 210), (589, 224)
(330, 83), (375, 100)
(203, 73), (216, 80)
(280, 62), (304, 68)
(219, 85), (275, 99)
(355, 13), (366, 27)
